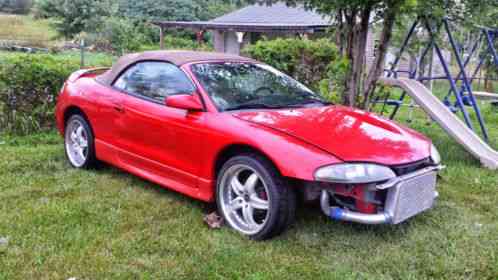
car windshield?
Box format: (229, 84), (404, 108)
(190, 62), (329, 111)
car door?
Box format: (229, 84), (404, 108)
(112, 61), (205, 189)
(80, 80), (125, 164)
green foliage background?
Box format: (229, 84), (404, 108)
(0, 53), (112, 135)
(245, 38), (349, 103)
(30, 0), (243, 53)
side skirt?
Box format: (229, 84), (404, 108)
(95, 139), (214, 202)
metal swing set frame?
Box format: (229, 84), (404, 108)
(377, 17), (498, 143)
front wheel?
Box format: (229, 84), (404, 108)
(216, 154), (296, 240)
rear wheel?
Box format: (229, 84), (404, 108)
(64, 114), (97, 169)
(216, 154), (296, 240)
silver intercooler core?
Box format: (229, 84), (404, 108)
(321, 165), (442, 224)
(384, 170), (437, 224)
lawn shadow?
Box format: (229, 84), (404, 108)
(95, 163), (215, 213)
(289, 199), (428, 246)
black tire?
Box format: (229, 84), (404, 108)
(216, 153), (296, 240)
(64, 114), (98, 169)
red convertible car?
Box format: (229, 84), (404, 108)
(56, 51), (442, 240)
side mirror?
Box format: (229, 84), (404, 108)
(165, 94), (203, 111)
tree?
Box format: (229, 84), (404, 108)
(279, 0), (407, 108)
(463, 0), (498, 92)
(259, 0), (497, 109)
(33, 0), (246, 40)
(116, 0), (244, 22)
(116, 0), (199, 22)
(34, 0), (114, 38)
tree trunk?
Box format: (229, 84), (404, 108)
(342, 12), (357, 105)
(335, 9), (345, 55)
(342, 7), (371, 106)
(361, 3), (398, 109)
(484, 68), (491, 92)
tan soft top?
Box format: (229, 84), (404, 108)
(96, 50), (255, 86)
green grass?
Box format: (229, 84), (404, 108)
(0, 50), (116, 68)
(1, 100), (498, 279)
(0, 14), (57, 47)
(374, 81), (498, 149)
(0, 12), (116, 68)
(53, 51), (116, 68)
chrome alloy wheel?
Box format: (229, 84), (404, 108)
(219, 164), (271, 235)
(65, 118), (89, 167)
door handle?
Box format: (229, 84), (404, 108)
(113, 104), (125, 113)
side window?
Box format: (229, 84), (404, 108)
(113, 62), (195, 102)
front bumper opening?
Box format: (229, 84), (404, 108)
(320, 165), (443, 225)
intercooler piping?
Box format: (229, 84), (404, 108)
(320, 165), (443, 225)
(320, 190), (391, 225)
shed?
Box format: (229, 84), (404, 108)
(152, 2), (332, 55)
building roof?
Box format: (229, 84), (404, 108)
(211, 2), (330, 26)
(152, 2), (331, 33)
(97, 50), (255, 86)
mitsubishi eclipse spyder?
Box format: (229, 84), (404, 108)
(56, 51), (443, 240)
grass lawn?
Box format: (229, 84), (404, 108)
(1, 100), (498, 279)
(0, 14), (57, 47)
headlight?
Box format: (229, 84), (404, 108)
(430, 143), (441, 164)
(314, 163), (396, 184)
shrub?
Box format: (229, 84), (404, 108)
(31, 0), (60, 18)
(83, 17), (148, 54)
(0, 54), (79, 135)
(244, 38), (349, 102)
(140, 35), (213, 52)
(81, 19), (210, 54)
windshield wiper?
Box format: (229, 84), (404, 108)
(285, 99), (332, 107)
(224, 103), (286, 111)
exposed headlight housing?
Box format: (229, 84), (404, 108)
(430, 143), (441, 165)
(314, 163), (396, 184)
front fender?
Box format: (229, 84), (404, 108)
(199, 113), (341, 183)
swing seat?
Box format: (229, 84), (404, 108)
(384, 100), (403, 106)
(462, 95), (473, 106)
(448, 106), (459, 113)
(443, 99), (459, 113)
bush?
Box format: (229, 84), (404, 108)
(81, 19), (210, 54)
(0, 54), (79, 135)
(31, 0), (61, 18)
(140, 35), (213, 52)
(83, 17), (148, 54)
(244, 38), (349, 102)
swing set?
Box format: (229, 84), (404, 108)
(375, 17), (498, 143)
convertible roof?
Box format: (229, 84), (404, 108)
(97, 50), (255, 86)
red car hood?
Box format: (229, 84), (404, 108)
(232, 105), (431, 166)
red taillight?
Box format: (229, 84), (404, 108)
(59, 82), (67, 95)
